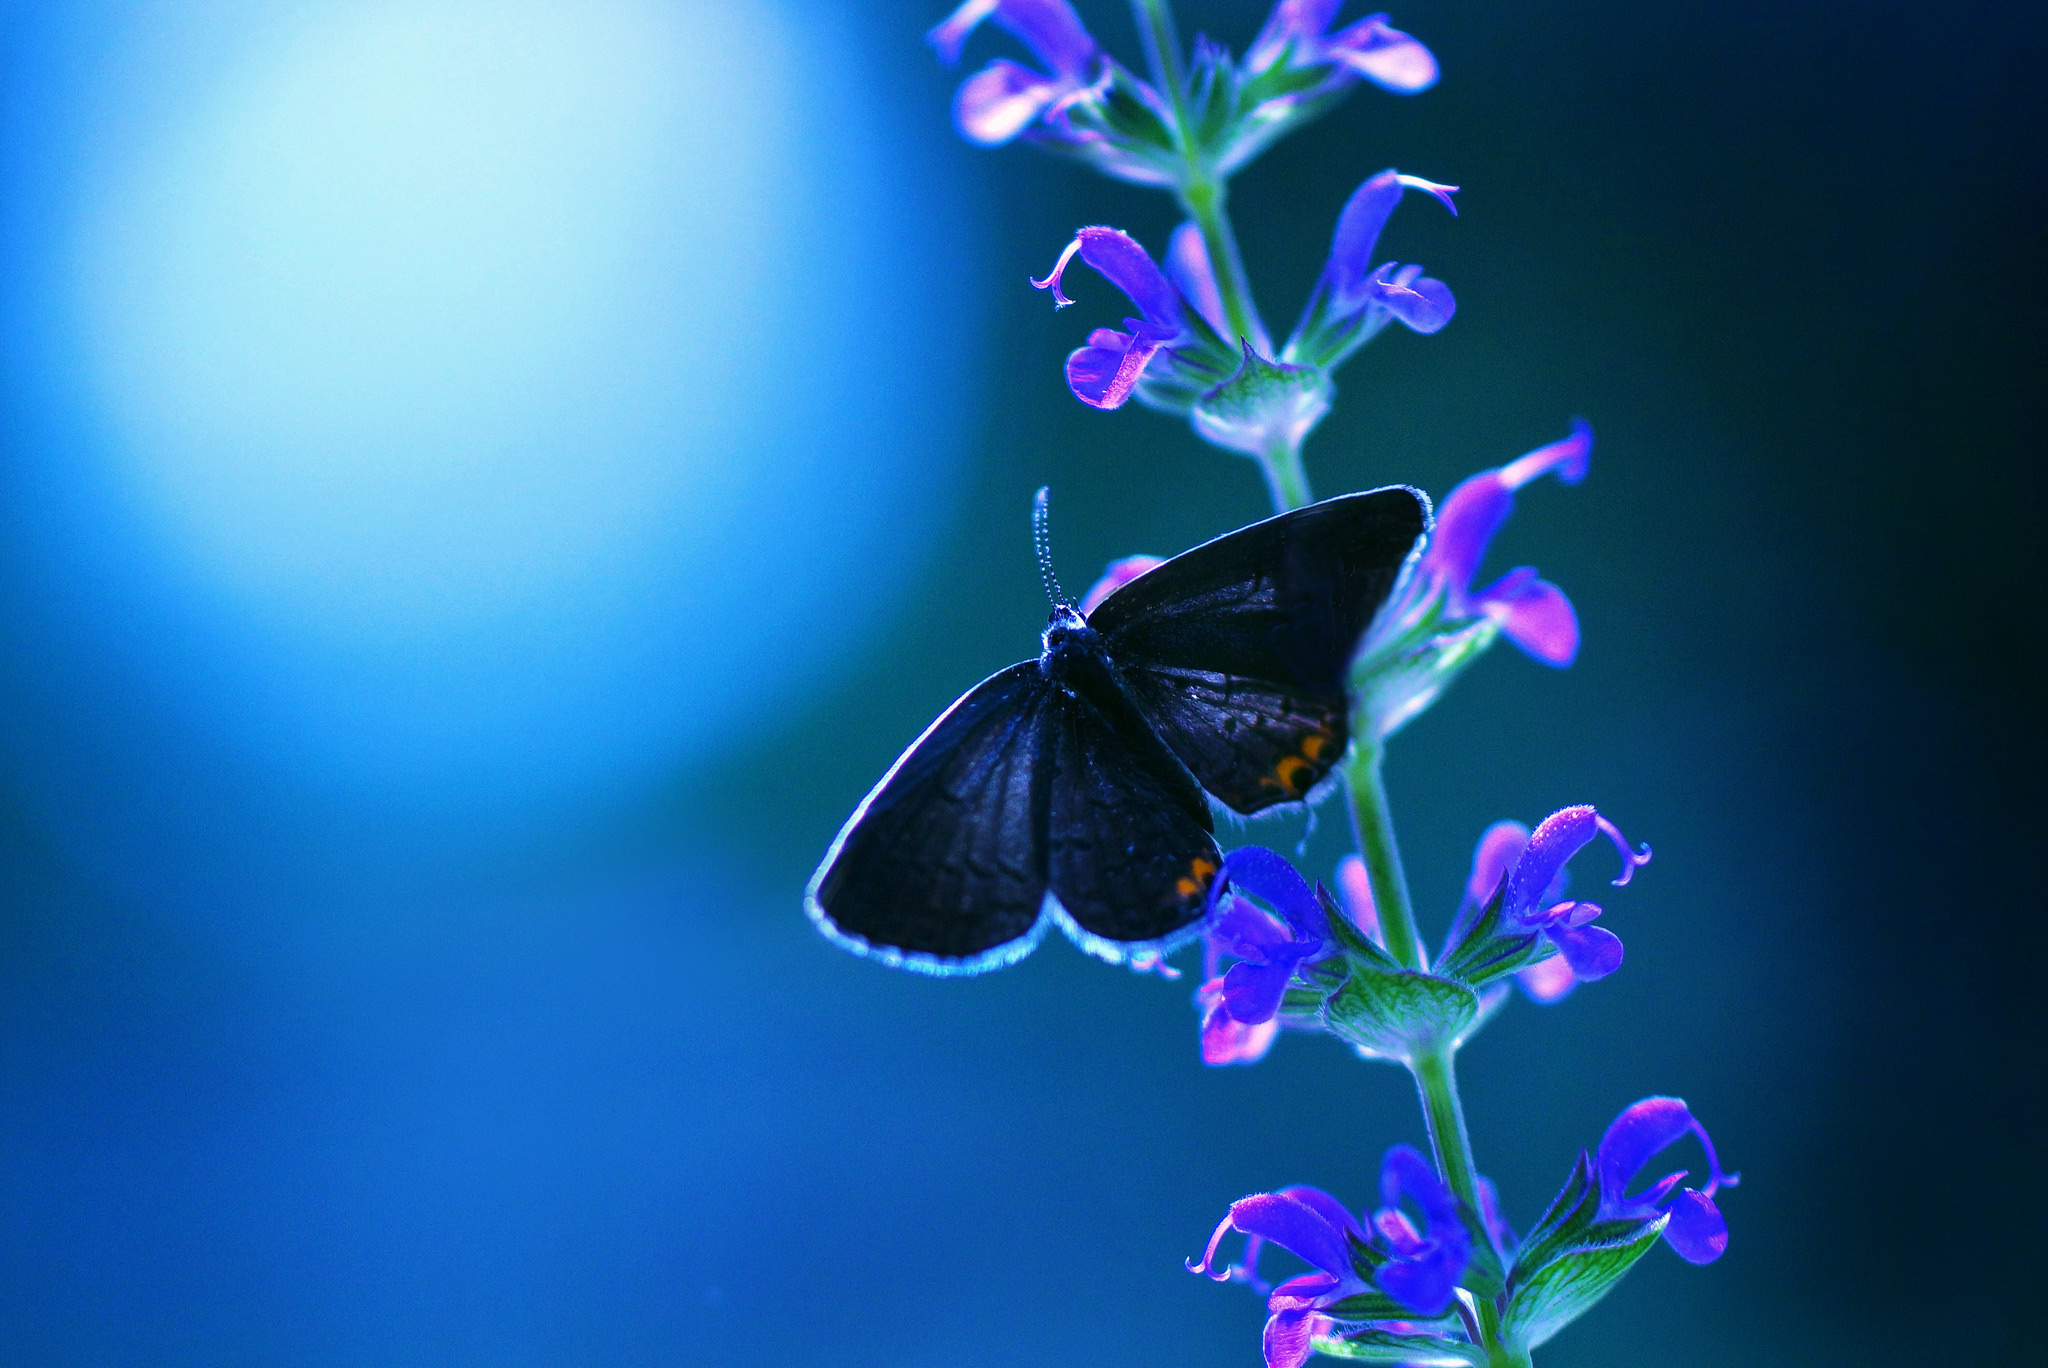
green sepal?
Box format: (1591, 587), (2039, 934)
(1321, 963), (1478, 1060)
(1350, 604), (1502, 745)
(1500, 1152), (1668, 1351)
(1500, 1216), (1666, 1350)
(1314, 880), (1404, 973)
(1312, 1325), (1484, 1365)
(1190, 343), (1333, 459)
(1434, 881), (1547, 991)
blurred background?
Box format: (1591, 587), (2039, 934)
(0, 0), (2039, 1363)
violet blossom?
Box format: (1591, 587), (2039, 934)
(928, 0), (1102, 146)
(1352, 423), (1593, 739)
(1245, 3), (1440, 96)
(1189, 1146), (1472, 1368)
(1193, 847), (1334, 1066)
(1288, 169), (1460, 369)
(1032, 226), (1235, 411)
(1595, 1097), (1739, 1264)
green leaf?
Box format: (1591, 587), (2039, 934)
(1500, 1216), (1667, 1351)
(1322, 964), (1478, 1059)
(1312, 1326), (1483, 1365)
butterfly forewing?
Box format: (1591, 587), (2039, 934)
(808, 663), (1052, 972)
(1089, 488), (1426, 814)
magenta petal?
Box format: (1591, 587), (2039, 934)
(1201, 998), (1279, 1065)
(991, 0), (1096, 78)
(927, 0), (999, 63)
(1481, 573), (1579, 666)
(1276, 1185), (1365, 1243)
(1504, 807), (1599, 926)
(1227, 1192), (1353, 1279)
(1167, 222), (1228, 337)
(1223, 847), (1329, 940)
(1596, 1097), (1698, 1205)
(954, 59), (1060, 144)
(1421, 470), (1512, 603)
(1065, 334), (1162, 409)
(1516, 953), (1577, 1002)
(1263, 1307), (1320, 1368)
(1080, 554), (1165, 616)
(1662, 1189), (1730, 1264)
(1548, 922), (1622, 981)
(1499, 420), (1592, 489)
(1466, 821), (1531, 905)
(1327, 15), (1439, 92)
(1371, 273), (1456, 332)
(1074, 227), (1182, 327)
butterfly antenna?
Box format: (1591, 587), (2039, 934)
(1032, 486), (1069, 608)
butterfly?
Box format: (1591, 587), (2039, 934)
(807, 486), (1428, 975)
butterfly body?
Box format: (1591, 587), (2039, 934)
(808, 488), (1428, 975)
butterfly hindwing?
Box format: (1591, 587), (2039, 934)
(1088, 488), (1427, 815)
(1043, 660), (1222, 954)
(807, 663), (1053, 972)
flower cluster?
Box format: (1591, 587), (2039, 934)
(922, 4), (1734, 1365)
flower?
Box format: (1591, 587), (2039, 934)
(1193, 848), (1332, 1066)
(1288, 170), (1460, 368)
(1450, 819), (1579, 1001)
(1079, 554), (1165, 616)
(1595, 1097), (1739, 1264)
(1352, 423), (1593, 739)
(1246, 3), (1440, 95)
(1494, 806), (1650, 981)
(1032, 227), (1234, 411)
(927, 0), (1102, 146)
(1189, 1147), (1472, 1368)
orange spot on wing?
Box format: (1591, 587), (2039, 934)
(1175, 856), (1218, 899)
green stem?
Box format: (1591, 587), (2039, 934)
(1341, 741), (1422, 970)
(1258, 434), (1312, 512)
(1178, 176), (1264, 355)
(1408, 1047), (1481, 1214)
(1129, 0), (1186, 113)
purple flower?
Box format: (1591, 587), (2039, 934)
(1596, 1098), (1740, 1264)
(1194, 848), (1332, 1065)
(928, 0), (1102, 146)
(1421, 422), (1592, 666)
(1246, 3), (1440, 94)
(1078, 554), (1165, 616)
(1488, 805), (1651, 986)
(1287, 169), (1459, 367)
(1033, 227), (1232, 411)
(1189, 1147), (1472, 1367)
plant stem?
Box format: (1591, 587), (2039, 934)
(1342, 740), (1423, 970)
(1408, 1047), (1481, 1213)
(1257, 434), (1313, 511)
(1179, 175), (1266, 348)
(1129, 0), (1186, 110)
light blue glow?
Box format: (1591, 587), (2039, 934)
(0, 0), (981, 884)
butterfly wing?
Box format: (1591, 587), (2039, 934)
(1088, 487), (1427, 814)
(1043, 662), (1222, 957)
(806, 662), (1055, 974)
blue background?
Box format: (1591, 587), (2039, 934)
(1, 1), (2039, 1364)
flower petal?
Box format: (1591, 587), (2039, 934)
(1064, 333), (1163, 410)
(1477, 570), (1579, 666)
(1370, 270), (1456, 332)
(1223, 847), (1330, 941)
(1374, 1244), (1461, 1317)
(1335, 854), (1382, 944)
(1247, 0), (1344, 72)
(1072, 226), (1182, 327)
(927, 0), (1001, 63)
(1662, 1188), (1730, 1264)
(992, 0), (1097, 78)
(1419, 423), (1592, 605)
(1499, 420), (1592, 490)
(1222, 957), (1300, 1025)
(1548, 922), (1623, 982)
(954, 59), (1061, 144)
(1380, 1144), (1460, 1229)
(1080, 554), (1165, 617)
(1503, 806), (1599, 926)
(1516, 952), (1577, 1002)
(1211, 894), (1295, 959)
(1167, 222), (1228, 338)
(1465, 821), (1530, 906)
(1277, 1185), (1366, 1243)
(1226, 1192), (1355, 1280)
(1326, 14), (1439, 92)
(1201, 997), (1281, 1065)
(1263, 1307), (1321, 1368)
(1595, 1096), (1699, 1211)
